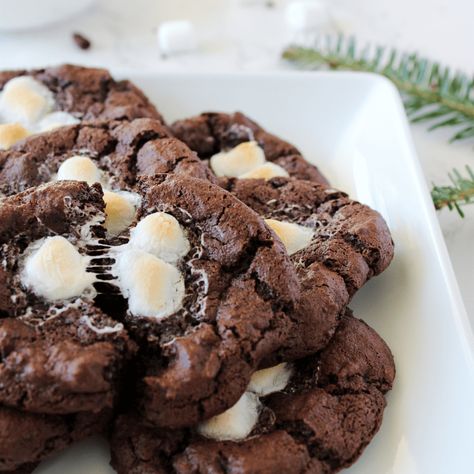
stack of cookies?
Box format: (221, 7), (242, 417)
(0, 65), (395, 474)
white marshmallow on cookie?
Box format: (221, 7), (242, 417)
(0, 123), (30, 150)
(22, 236), (94, 301)
(198, 392), (261, 441)
(240, 162), (289, 180)
(248, 363), (293, 396)
(0, 76), (54, 126)
(103, 191), (139, 236)
(129, 212), (190, 263)
(265, 219), (314, 255)
(210, 141), (266, 178)
(114, 249), (185, 319)
(56, 155), (103, 185)
(37, 111), (80, 132)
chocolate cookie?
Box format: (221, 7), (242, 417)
(0, 181), (136, 415)
(0, 406), (110, 473)
(0, 65), (163, 150)
(221, 177), (394, 361)
(171, 112), (328, 184)
(115, 175), (299, 428)
(110, 311), (396, 474)
(0, 118), (214, 202)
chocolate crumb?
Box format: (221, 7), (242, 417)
(73, 32), (91, 50)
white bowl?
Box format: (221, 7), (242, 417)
(0, 0), (96, 32)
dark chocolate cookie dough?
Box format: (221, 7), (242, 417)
(222, 177), (394, 361)
(110, 311), (396, 474)
(0, 118), (214, 198)
(171, 112), (328, 184)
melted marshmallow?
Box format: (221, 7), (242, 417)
(197, 392), (261, 441)
(103, 191), (137, 236)
(22, 236), (94, 301)
(265, 219), (314, 255)
(210, 141), (266, 177)
(56, 155), (103, 185)
(240, 162), (289, 180)
(248, 363), (293, 396)
(114, 249), (185, 319)
(0, 123), (29, 150)
(129, 212), (190, 263)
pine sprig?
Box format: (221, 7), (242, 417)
(282, 36), (474, 143)
(431, 166), (474, 217)
(282, 36), (474, 217)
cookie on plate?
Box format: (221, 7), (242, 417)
(0, 406), (110, 474)
(113, 174), (299, 428)
(0, 64), (163, 150)
(110, 311), (396, 474)
(171, 112), (328, 184)
(0, 181), (136, 415)
(221, 177), (394, 361)
(0, 118), (214, 199)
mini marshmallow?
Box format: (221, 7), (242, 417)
(103, 191), (137, 236)
(285, 1), (330, 32)
(265, 219), (314, 255)
(37, 111), (80, 132)
(0, 123), (29, 150)
(0, 76), (54, 125)
(248, 363), (293, 396)
(115, 249), (185, 319)
(157, 20), (197, 56)
(129, 212), (190, 263)
(240, 162), (289, 180)
(198, 392), (261, 441)
(210, 141), (266, 178)
(56, 155), (102, 185)
(22, 236), (94, 301)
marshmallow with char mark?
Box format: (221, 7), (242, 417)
(56, 155), (103, 185)
(114, 249), (185, 319)
(265, 219), (314, 255)
(129, 212), (190, 264)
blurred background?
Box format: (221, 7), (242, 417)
(0, 0), (473, 317)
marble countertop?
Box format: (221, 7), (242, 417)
(0, 0), (473, 323)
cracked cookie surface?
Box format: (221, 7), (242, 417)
(171, 112), (328, 184)
(110, 311), (395, 474)
(221, 177), (394, 362)
(0, 118), (214, 197)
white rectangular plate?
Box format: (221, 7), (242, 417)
(37, 72), (474, 474)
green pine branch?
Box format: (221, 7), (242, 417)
(432, 166), (474, 217)
(282, 36), (474, 217)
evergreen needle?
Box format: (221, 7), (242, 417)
(282, 36), (474, 217)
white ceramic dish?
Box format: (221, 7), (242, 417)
(0, 0), (96, 32)
(36, 72), (474, 474)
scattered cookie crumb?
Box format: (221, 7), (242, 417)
(73, 33), (91, 50)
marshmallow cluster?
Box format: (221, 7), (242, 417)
(113, 212), (190, 319)
(198, 363), (293, 441)
(265, 219), (314, 255)
(0, 76), (79, 150)
(22, 236), (94, 301)
(210, 141), (289, 180)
